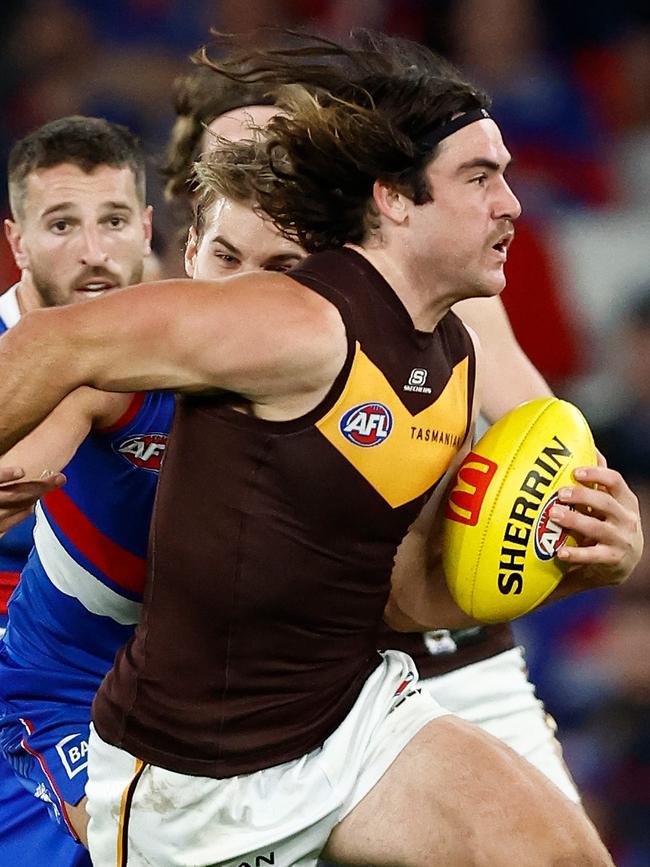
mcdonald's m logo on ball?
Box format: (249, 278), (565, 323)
(445, 452), (498, 526)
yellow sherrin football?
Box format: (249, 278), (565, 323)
(442, 398), (597, 622)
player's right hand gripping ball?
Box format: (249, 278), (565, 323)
(442, 398), (597, 622)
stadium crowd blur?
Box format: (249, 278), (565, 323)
(1, 0), (649, 863)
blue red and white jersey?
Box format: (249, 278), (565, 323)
(0, 286), (36, 631)
(3, 391), (174, 682)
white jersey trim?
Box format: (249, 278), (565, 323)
(34, 503), (141, 625)
(0, 285), (21, 329)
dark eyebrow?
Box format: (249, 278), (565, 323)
(41, 202), (74, 219)
(457, 158), (499, 173)
(456, 157), (511, 173)
(41, 200), (134, 219)
(264, 253), (304, 265)
(103, 201), (134, 213)
(210, 235), (241, 256)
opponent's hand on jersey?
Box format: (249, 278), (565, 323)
(0, 467), (66, 534)
(547, 465), (643, 594)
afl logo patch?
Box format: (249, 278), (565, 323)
(534, 492), (572, 560)
(340, 402), (393, 447)
(115, 433), (168, 472)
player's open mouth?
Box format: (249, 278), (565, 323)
(491, 231), (514, 258)
(76, 282), (117, 296)
(490, 242), (508, 263)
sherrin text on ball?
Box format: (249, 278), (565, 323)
(442, 398), (597, 622)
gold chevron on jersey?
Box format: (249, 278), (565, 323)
(316, 342), (469, 508)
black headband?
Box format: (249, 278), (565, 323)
(419, 108), (492, 150)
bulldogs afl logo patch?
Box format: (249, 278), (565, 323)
(534, 492), (572, 560)
(340, 402), (393, 447)
(115, 433), (168, 471)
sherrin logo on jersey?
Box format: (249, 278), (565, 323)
(534, 492), (572, 560)
(114, 433), (168, 471)
(339, 402), (393, 447)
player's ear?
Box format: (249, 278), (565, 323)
(4, 219), (29, 270)
(372, 180), (409, 226)
(184, 226), (198, 278)
(142, 205), (153, 256)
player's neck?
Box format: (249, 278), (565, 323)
(346, 243), (452, 333)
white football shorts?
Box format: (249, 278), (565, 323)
(422, 646), (580, 802)
(86, 649), (449, 867)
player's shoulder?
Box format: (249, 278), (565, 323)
(194, 270), (345, 338)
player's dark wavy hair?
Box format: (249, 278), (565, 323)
(197, 29), (489, 251)
(8, 116), (146, 219)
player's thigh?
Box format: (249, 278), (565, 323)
(323, 715), (612, 867)
(424, 648), (580, 802)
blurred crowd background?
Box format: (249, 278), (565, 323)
(1, 1), (649, 863)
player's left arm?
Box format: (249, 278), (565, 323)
(387, 299), (555, 629)
(384, 447), (479, 630)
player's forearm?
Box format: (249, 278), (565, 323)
(384, 571), (479, 631)
(389, 522), (480, 630)
(0, 388), (96, 480)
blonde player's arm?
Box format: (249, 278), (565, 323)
(0, 272), (346, 454)
(385, 326), (484, 631)
(453, 294), (552, 423)
(0, 388), (134, 534)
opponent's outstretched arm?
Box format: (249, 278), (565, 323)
(0, 468), (64, 534)
(0, 388), (134, 534)
(0, 273), (345, 454)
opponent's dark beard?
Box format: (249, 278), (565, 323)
(31, 262), (145, 307)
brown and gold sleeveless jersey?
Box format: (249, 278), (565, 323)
(93, 248), (476, 777)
